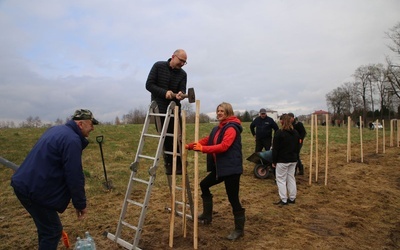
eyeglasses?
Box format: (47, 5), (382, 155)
(175, 55), (187, 65)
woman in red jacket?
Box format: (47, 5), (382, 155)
(186, 102), (245, 240)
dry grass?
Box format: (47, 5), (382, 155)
(1, 123), (399, 250)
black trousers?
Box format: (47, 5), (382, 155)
(200, 171), (243, 213)
(255, 137), (272, 152)
(156, 113), (182, 166)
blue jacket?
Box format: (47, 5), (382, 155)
(206, 117), (243, 178)
(11, 120), (88, 213)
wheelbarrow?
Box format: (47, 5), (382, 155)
(246, 150), (274, 179)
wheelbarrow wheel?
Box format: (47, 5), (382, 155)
(254, 164), (270, 179)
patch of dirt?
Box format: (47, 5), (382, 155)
(1, 142), (400, 250)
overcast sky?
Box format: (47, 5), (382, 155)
(0, 0), (399, 124)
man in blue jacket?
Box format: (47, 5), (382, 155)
(11, 109), (98, 250)
(250, 108), (279, 152)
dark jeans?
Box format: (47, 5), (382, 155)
(14, 188), (62, 250)
(157, 112), (182, 166)
(255, 137), (272, 152)
(200, 171), (243, 213)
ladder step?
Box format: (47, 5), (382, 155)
(138, 154), (156, 161)
(174, 200), (191, 207)
(132, 177), (151, 185)
(149, 112), (167, 117)
(127, 199), (144, 207)
(163, 151), (181, 157)
(122, 221), (138, 231)
(106, 233), (140, 250)
(143, 133), (161, 138)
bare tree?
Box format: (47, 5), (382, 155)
(353, 65), (372, 124)
(326, 86), (349, 120)
(54, 118), (64, 125)
(115, 116), (121, 125)
(386, 22), (400, 56)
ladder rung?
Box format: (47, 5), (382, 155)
(121, 221), (138, 231)
(138, 154), (156, 160)
(149, 112), (167, 117)
(143, 133), (161, 138)
(132, 177), (150, 185)
(174, 200), (191, 207)
(106, 233), (140, 250)
(163, 151), (181, 157)
(127, 199), (144, 207)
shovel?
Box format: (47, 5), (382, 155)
(96, 135), (113, 190)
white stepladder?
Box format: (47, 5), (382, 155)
(105, 101), (194, 250)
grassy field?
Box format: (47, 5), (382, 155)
(1, 121), (399, 249)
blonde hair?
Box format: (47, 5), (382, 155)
(280, 114), (294, 131)
(216, 102), (234, 117)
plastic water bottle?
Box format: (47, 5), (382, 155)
(85, 231), (96, 250)
(74, 237), (82, 250)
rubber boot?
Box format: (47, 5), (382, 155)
(227, 209), (245, 240)
(198, 195), (213, 224)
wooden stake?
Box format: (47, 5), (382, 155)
(181, 110), (187, 237)
(193, 100), (200, 249)
(315, 114), (319, 182)
(325, 114), (329, 186)
(397, 119), (400, 147)
(359, 116), (363, 163)
(390, 119), (394, 147)
(382, 119), (385, 154)
(375, 119), (379, 154)
(347, 116), (351, 162)
(309, 114), (314, 186)
(396, 119), (400, 147)
(169, 106), (179, 248)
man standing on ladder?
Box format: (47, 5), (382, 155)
(145, 49), (188, 175)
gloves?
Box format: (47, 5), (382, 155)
(193, 143), (203, 152)
(185, 144), (190, 150)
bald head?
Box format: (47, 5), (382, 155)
(170, 49), (187, 69)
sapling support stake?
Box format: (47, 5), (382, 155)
(96, 135), (113, 190)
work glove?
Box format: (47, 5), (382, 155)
(193, 143), (203, 152)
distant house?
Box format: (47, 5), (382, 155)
(313, 110), (329, 115)
(312, 110), (331, 125)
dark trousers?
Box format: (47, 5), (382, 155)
(14, 188), (62, 250)
(200, 171), (243, 213)
(255, 137), (272, 152)
(157, 112), (182, 166)
(297, 143), (304, 168)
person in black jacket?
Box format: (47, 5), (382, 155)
(250, 108), (278, 152)
(288, 113), (307, 175)
(145, 49), (187, 175)
(272, 114), (300, 206)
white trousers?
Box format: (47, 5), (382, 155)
(275, 162), (297, 202)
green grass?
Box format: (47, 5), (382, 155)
(0, 121), (393, 191)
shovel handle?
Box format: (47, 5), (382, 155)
(96, 135), (104, 143)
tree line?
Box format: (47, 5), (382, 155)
(325, 22), (400, 124)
